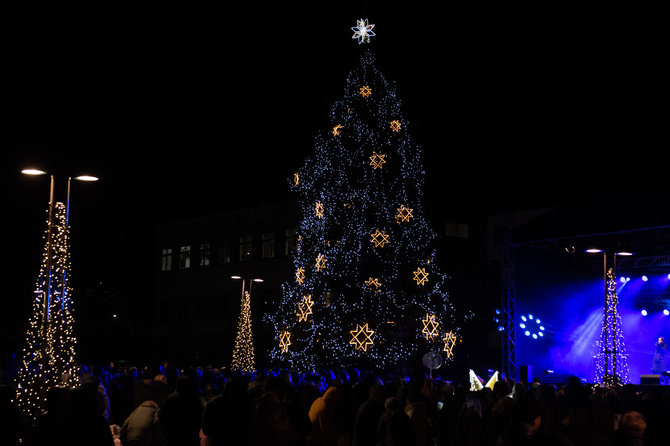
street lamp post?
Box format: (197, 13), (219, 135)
(15, 168), (98, 419)
(21, 169), (99, 328)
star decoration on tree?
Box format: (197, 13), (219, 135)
(293, 172), (300, 186)
(315, 254), (327, 271)
(421, 313), (440, 340)
(443, 331), (457, 358)
(390, 120), (402, 132)
(413, 267), (429, 286)
(395, 205), (414, 223)
(333, 124), (343, 136)
(351, 18), (375, 44)
(370, 229), (390, 248)
(369, 151), (386, 169)
(350, 323), (375, 351)
(315, 200), (324, 218)
(279, 330), (291, 353)
(297, 295), (314, 322)
(296, 267), (305, 284)
(364, 277), (382, 293)
(359, 85), (372, 97)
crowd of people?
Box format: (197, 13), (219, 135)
(1, 362), (669, 446)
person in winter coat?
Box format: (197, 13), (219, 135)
(307, 385), (344, 446)
(120, 400), (161, 446)
(158, 374), (203, 446)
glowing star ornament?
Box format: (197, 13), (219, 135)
(369, 151), (386, 169)
(315, 201), (324, 218)
(421, 313), (440, 340)
(390, 120), (402, 132)
(370, 229), (390, 248)
(395, 205), (414, 223)
(350, 323), (375, 351)
(359, 85), (372, 97)
(413, 267), (429, 286)
(315, 254), (327, 271)
(333, 124), (343, 136)
(279, 330), (291, 353)
(443, 331), (457, 358)
(296, 267), (305, 284)
(297, 295), (314, 322)
(351, 18), (375, 44)
(364, 277), (381, 292)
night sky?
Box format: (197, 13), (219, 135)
(3, 2), (668, 357)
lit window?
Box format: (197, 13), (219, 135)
(445, 222), (469, 239)
(161, 248), (172, 271)
(240, 236), (253, 262)
(219, 240), (231, 264)
(179, 245), (191, 269)
(285, 229), (298, 255)
(200, 242), (211, 267)
(262, 232), (275, 259)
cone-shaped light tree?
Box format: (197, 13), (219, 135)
(14, 201), (79, 420)
(230, 289), (256, 373)
(594, 268), (629, 385)
(266, 20), (463, 372)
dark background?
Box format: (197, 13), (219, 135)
(2, 1), (668, 364)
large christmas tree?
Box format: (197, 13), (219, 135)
(267, 20), (462, 372)
(14, 201), (79, 420)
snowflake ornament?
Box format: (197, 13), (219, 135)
(352, 18), (375, 44)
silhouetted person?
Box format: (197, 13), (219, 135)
(159, 374), (203, 446)
(352, 384), (385, 446)
(69, 386), (116, 446)
(201, 375), (254, 445)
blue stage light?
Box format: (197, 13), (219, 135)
(538, 332), (544, 337)
(641, 309), (648, 316)
(642, 275), (648, 282)
(536, 319), (541, 324)
(540, 326), (545, 331)
(528, 314), (534, 320)
(664, 309), (669, 316)
(532, 334), (538, 339)
(524, 330), (530, 336)
(521, 315), (527, 322)
(519, 323), (526, 329)
(498, 325), (505, 331)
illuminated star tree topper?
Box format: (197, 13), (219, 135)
(351, 18), (375, 44)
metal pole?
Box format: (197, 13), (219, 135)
(603, 252), (608, 384)
(613, 254), (618, 383)
(43, 175), (55, 330)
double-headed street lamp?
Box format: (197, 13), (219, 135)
(22, 168), (98, 328)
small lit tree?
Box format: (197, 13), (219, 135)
(594, 268), (629, 385)
(230, 290), (255, 373)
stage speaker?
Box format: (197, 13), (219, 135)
(640, 374), (660, 385)
(519, 365), (533, 384)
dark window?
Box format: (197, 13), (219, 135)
(240, 236), (252, 262)
(161, 248), (172, 271)
(262, 232), (275, 258)
(284, 229), (298, 255)
(179, 245), (191, 269)
(218, 240), (232, 264)
(200, 242), (211, 266)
